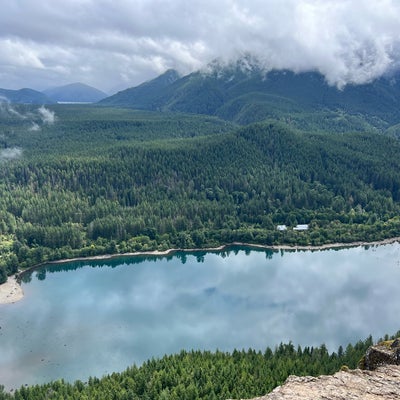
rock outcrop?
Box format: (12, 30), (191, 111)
(242, 338), (400, 400)
(250, 365), (400, 400)
(359, 338), (400, 370)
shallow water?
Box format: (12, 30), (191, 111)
(1, 244), (400, 390)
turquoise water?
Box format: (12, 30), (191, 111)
(1, 244), (400, 390)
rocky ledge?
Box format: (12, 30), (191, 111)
(359, 338), (400, 370)
(242, 338), (400, 400)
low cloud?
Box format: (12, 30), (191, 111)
(0, 1), (400, 91)
(29, 122), (41, 131)
(0, 99), (57, 128)
(0, 147), (22, 161)
(37, 106), (56, 125)
(0, 99), (57, 138)
(0, 97), (26, 119)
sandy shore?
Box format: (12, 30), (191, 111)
(0, 274), (24, 305)
(1, 236), (399, 305)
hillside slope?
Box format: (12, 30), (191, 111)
(43, 82), (108, 102)
(2, 113), (400, 273)
(99, 60), (400, 127)
(0, 88), (54, 104)
(100, 69), (180, 108)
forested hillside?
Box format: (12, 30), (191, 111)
(1, 104), (400, 281)
(2, 81), (400, 400)
(99, 60), (400, 129)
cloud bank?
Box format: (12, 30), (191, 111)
(0, 0), (400, 92)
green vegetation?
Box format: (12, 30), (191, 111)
(1, 79), (400, 398)
(99, 66), (400, 128)
(3, 334), (399, 400)
(1, 104), (400, 277)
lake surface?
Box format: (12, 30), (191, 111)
(1, 244), (400, 390)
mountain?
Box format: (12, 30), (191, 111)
(0, 88), (55, 104)
(99, 69), (180, 108)
(99, 59), (400, 126)
(43, 82), (108, 103)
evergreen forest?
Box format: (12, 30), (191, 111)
(1, 104), (400, 281)
(1, 76), (400, 398)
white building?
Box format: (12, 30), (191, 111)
(293, 224), (309, 231)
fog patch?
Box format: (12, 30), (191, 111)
(0, 147), (22, 161)
(0, 98), (57, 126)
(28, 122), (41, 131)
(0, 97), (26, 119)
(0, 98), (57, 132)
(38, 106), (56, 125)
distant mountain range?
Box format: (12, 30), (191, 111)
(0, 88), (55, 104)
(0, 83), (107, 104)
(99, 60), (400, 125)
(43, 82), (108, 103)
(2, 58), (400, 126)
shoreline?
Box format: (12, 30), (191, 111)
(0, 274), (24, 305)
(1, 236), (400, 305)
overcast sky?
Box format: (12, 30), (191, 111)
(1, 0), (400, 93)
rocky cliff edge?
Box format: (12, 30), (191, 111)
(242, 338), (400, 400)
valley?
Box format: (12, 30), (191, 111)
(2, 64), (400, 398)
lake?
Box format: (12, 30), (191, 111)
(1, 244), (400, 390)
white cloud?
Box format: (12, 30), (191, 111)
(0, 97), (27, 118)
(29, 122), (41, 131)
(0, 38), (44, 69)
(0, 147), (22, 161)
(0, 0), (399, 91)
(38, 106), (56, 124)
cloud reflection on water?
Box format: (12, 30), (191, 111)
(1, 244), (400, 389)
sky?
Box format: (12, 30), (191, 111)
(1, 0), (400, 94)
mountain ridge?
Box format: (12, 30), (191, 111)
(99, 69), (180, 108)
(43, 82), (108, 103)
(0, 87), (55, 104)
(99, 62), (400, 126)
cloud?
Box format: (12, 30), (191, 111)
(0, 1), (400, 91)
(0, 99), (56, 135)
(29, 122), (41, 131)
(0, 96), (26, 118)
(0, 147), (22, 161)
(0, 38), (44, 69)
(37, 106), (56, 124)
(0, 98), (56, 127)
